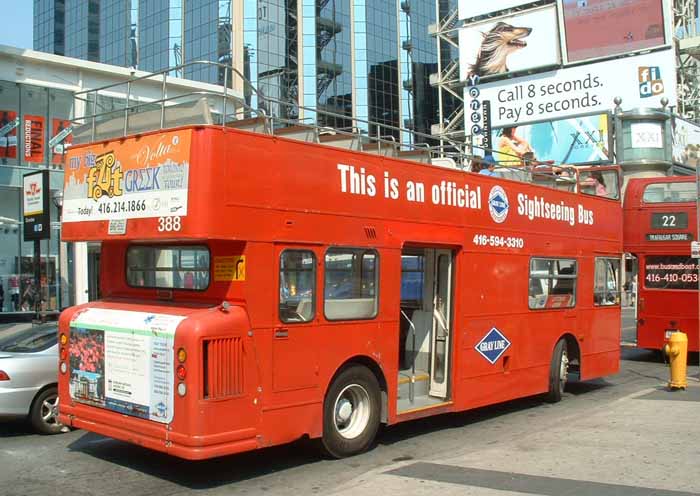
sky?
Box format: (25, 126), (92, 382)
(0, 2), (34, 49)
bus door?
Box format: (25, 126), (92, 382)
(429, 250), (453, 398)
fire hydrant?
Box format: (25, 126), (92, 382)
(662, 331), (688, 390)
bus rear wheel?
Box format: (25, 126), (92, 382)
(545, 339), (569, 403)
(322, 365), (380, 458)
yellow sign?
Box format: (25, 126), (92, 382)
(214, 256), (246, 282)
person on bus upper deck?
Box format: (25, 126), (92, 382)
(479, 154), (497, 176)
(579, 171), (608, 197)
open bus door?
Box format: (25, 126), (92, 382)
(429, 250), (452, 398)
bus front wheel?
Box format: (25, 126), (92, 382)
(322, 365), (380, 458)
(545, 339), (569, 403)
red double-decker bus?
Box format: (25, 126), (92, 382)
(623, 176), (698, 352)
(57, 117), (623, 460)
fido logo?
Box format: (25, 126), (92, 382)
(638, 66), (664, 98)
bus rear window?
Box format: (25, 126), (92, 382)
(643, 182), (696, 203)
(126, 245), (210, 290)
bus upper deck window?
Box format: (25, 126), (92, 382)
(126, 245), (210, 290)
(643, 182), (696, 203)
(578, 170), (619, 200)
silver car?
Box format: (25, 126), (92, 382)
(0, 323), (63, 434)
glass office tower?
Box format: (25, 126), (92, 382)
(34, 0), (444, 141)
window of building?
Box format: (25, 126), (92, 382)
(529, 258), (577, 309)
(0, 81), (20, 167)
(126, 245), (209, 290)
(325, 248), (378, 320)
(594, 257), (621, 306)
(279, 250), (316, 323)
(642, 182), (696, 203)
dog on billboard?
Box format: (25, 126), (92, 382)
(469, 22), (532, 77)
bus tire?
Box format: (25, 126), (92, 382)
(321, 365), (381, 458)
(545, 339), (569, 403)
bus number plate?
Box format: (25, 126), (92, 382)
(651, 212), (688, 230)
(158, 216), (182, 232)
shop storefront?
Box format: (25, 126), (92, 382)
(0, 79), (73, 315)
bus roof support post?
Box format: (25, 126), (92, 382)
(222, 65), (228, 126)
(160, 73), (167, 130)
(124, 80), (131, 137)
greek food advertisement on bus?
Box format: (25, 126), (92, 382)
(62, 129), (191, 223)
(470, 49), (676, 128)
(492, 113), (611, 165)
(69, 308), (185, 424)
(562, 0), (667, 63)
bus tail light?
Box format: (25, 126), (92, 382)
(176, 364), (187, 380)
(60, 348), (67, 361)
(60, 333), (68, 345)
(0, 370), (10, 381)
(177, 347), (187, 363)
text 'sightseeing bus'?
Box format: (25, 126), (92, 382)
(57, 64), (622, 460)
(623, 176), (698, 352)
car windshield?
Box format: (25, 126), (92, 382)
(0, 324), (57, 353)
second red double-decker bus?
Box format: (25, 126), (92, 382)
(624, 176), (699, 352)
(57, 105), (623, 460)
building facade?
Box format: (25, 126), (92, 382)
(34, 0), (456, 142)
(0, 44), (236, 317)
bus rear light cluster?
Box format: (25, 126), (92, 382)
(59, 333), (68, 375)
(176, 347), (187, 396)
(0, 370), (10, 381)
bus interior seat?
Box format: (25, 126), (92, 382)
(551, 267), (575, 295)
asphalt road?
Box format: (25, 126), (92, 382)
(2, 331), (697, 496)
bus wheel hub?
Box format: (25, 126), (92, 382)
(336, 399), (353, 424)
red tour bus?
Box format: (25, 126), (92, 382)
(623, 176), (698, 352)
(57, 114), (623, 460)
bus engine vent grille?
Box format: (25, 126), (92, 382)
(203, 337), (244, 399)
(364, 226), (377, 239)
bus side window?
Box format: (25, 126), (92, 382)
(594, 257), (621, 306)
(529, 258), (577, 309)
(324, 248), (378, 320)
(279, 250), (316, 323)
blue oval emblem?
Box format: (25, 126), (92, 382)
(488, 186), (509, 224)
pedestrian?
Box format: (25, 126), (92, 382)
(8, 274), (19, 311)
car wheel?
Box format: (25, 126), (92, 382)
(30, 387), (63, 435)
(321, 365), (381, 458)
(545, 339), (569, 403)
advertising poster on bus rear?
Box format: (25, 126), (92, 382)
(62, 129), (191, 223)
(68, 308), (185, 424)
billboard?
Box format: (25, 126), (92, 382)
(459, 0), (536, 20)
(471, 49), (676, 128)
(23, 170), (50, 241)
(672, 117), (700, 169)
(460, 5), (561, 81)
(491, 113), (611, 165)
(562, 0), (667, 63)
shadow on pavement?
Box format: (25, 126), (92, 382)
(67, 432), (325, 490)
(0, 419), (34, 438)
(64, 376), (617, 489)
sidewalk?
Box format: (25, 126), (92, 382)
(333, 379), (700, 496)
